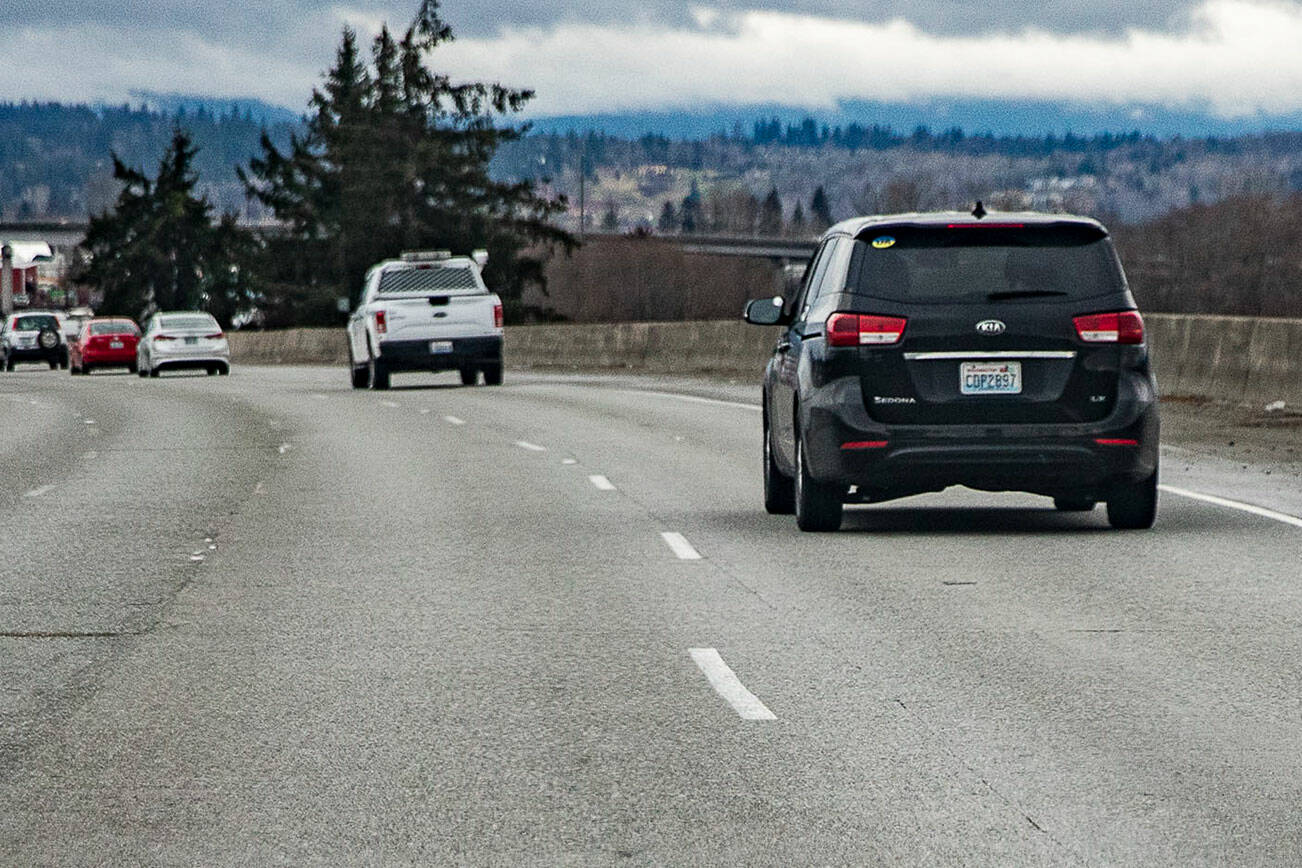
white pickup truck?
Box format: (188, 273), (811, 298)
(346, 250), (504, 390)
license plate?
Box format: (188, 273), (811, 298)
(184, 336), (198, 345)
(430, 340), (453, 354)
(110, 341), (124, 349)
(961, 361), (1022, 395)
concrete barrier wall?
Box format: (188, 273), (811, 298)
(229, 313), (1302, 406)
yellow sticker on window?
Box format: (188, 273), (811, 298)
(872, 236), (896, 249)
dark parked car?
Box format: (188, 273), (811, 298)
(744, 209), (1160, 531)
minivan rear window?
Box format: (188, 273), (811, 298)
(847, 224), (1124, 303)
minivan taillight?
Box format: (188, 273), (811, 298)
(375, 310), (387, 334)
(1074, 311), (1144, 344)
(493, 303), (503, 329)
(826, 312), (908, 347)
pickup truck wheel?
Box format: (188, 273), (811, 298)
(368, 354), (390, 390)
(128, 362), (138, 374)
(459, 367), (478, 386)
(483, 364), (503, 386)
(349, 355), (369, 389)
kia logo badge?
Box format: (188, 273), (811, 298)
(976, 319), (1006, 336)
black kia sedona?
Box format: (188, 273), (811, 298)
(744, 208), (1160, 532)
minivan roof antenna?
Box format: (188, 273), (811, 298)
(972, 201), (987, 219)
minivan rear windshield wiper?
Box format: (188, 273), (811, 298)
(986, 289), (1070, 301)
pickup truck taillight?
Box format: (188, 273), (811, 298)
(493, 304), (503, 329)
(1073, 311), (1144, 344)
(375, 310), (387, 334)
(826, 312), (908, 346)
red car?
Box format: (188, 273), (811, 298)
(70, 318), (141, 374)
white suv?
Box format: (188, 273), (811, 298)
(1, 311), (69, 371)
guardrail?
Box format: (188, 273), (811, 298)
(227, 314), (1302, 408)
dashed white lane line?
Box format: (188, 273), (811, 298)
(1160, 484), (1302, 530)
(661, 531), (702, 560)
(690, 648), (777, 721)
(23, 484), (55, 498)
(588, 474), (616, 491)
(561, 459), (578, 465)
(623, 389), (760, 413)
(278, 442), (292, 454)
(443, 415), (466, 425)
(515, 440), (547, 452)
(380, 400), (399, 408)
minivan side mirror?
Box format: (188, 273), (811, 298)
(743, 296), (787, 326)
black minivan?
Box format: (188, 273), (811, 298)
(744, 209), (1159, 532)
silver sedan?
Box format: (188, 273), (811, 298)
(137, 311), (231, 377)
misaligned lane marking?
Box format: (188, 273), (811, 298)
(690, 648), (776, 721)
(588, 474), (616, 491)
(1160, 484), (1302, 530)
(23, 484), (55, 498)
(443, 415), (466, 425)
(661, 531), (702, 560)
(515, 441), (547, 452)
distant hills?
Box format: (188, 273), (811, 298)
(525, 99), (1302, 140)
(100, 93), (1302, 140)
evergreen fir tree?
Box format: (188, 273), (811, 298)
(759, 187), (783, 236)
(657, 200), (678, 233)
(810, 185), (833, 230)
(790, 200), (806, 235)
(242, 1), (573, 324)
(81, 128), (256, 324)
(600, 201), (620, 232)
(680, 180), (702, 234)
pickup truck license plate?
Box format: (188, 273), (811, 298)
(430, 340), (453, 354)
(961, 361), (1022, 395)
(110, 341), (124, 349)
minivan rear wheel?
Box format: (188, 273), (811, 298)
(794, 434), (842, 532)
(1107, 468), (1158, 529)
(763, 418), (794, 515)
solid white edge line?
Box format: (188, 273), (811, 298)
(661, 531), (702, 560)
(515, 440), (547, 452)
(690, 648), (776, 721)
(622, 389), (760, 412)
(588, 474), (617, 491)
(443, 415), (465, 425)
(1159, 484), (1302, 529)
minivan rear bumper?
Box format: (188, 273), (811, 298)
(801, 372), (1159, 499)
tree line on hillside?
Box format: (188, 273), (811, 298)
(0, 101), (294, 220)
(82, 0), (573, 329)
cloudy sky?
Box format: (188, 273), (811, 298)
(5, 0), (1302, 119)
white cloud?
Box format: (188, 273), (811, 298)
(2, 1), (1301, 119)
(431, 0), (1302, 118)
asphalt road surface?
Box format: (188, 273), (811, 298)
(2, 365), (1301, 865)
